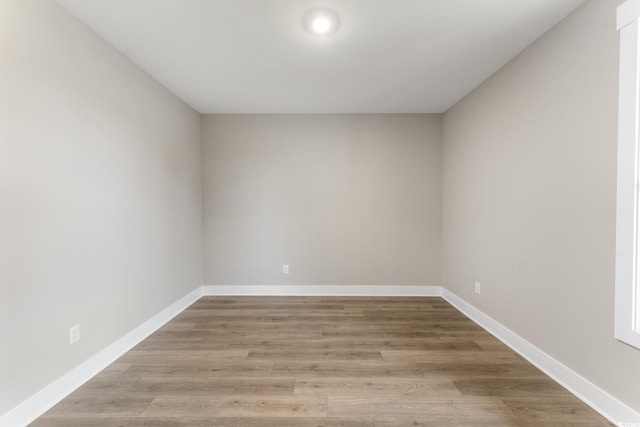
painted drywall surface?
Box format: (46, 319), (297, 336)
(442, 0), (640, 412)
(0, 0), (203, 415)
(202, 114), (441, 286)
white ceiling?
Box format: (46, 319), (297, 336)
(56, 0), (586, 114)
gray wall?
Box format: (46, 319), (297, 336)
(202, 115), (442, 286)
(442, 0), (640, 412)
(0, 0), (203, 414)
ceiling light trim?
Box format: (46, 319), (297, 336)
(303, 8), (340, 36)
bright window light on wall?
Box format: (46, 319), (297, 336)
(303, 9), (340, 36)
(615, 0), (640, 350)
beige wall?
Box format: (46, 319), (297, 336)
(442, 0), (640, 413)
(0, 0), (203, 414)
(3, 0), (639, 419)
(202, 115), (441, 286)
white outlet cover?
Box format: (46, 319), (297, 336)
(282, 265), (289, 274)
(474, 282), (481, 294)
(69, 324), (80, 344)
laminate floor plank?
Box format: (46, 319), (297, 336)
(38, 393), (154, 418)
(119, 350), (249, 363)
(178, 417), (373, 427)
(373, 419), (518, 427)
(232, 331), (324, 340)
(247, 349), (383, 361)
(140, 395), (327, 418)
(322, 330), (440, 339)
(501, 397), (614, 426)
(453, 377), (570, 397)
(130, 377), (295, 395)
(130, 341), (231, 351)
(381, 350), (520, 363)
(293, 377), (461, 397)
(418, 361), (544, 378)
(121, 361), (274, 378)
(273, 360), (425, 378)
(328, 396), (517, 424)
(31, 296), (612, 426)
(30, 418), (181, 427)
(228, 338), (482, 351)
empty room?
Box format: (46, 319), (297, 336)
(2, 0), (640, 426)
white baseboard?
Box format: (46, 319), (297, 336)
(0, 287), (203, 427)
(202, 284), (442, 296)
(441, 288), (640, 425)
(3, 284), (638, 426)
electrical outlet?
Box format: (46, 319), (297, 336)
(69, 324), (80, 344)
(474, 281), (481, 295)
(282, 264), (289, 274)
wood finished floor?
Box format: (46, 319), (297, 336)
(31, 297), (612, 426)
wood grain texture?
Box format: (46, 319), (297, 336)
(293, 377), (461, 397)
(328, 396), (515, 423)
(31, 296), (612, 426)
(140, 395), (327, 418)
(130, 377), (295, 396)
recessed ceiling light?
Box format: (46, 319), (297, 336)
(303, 9), (340, 36)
